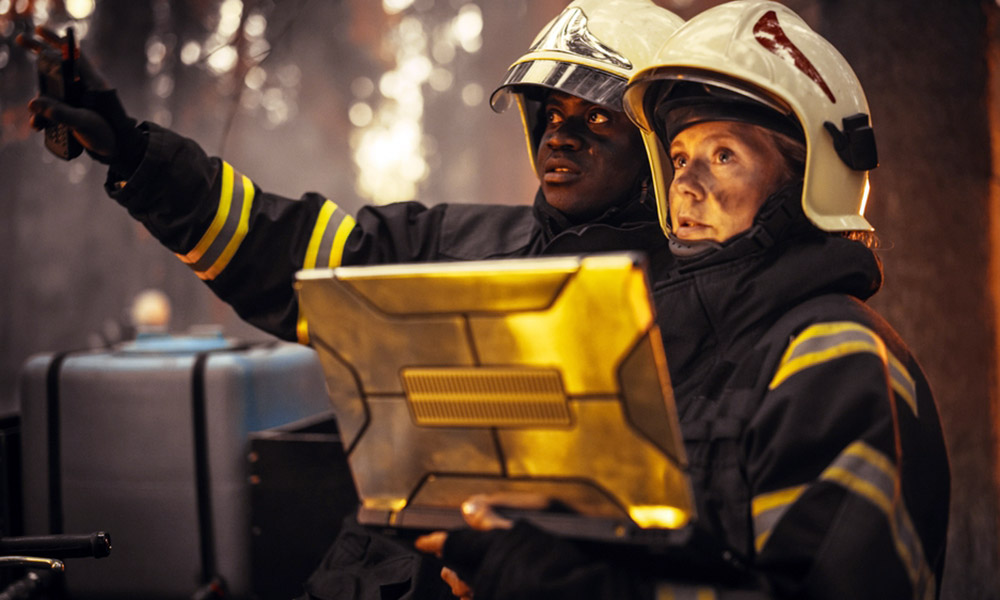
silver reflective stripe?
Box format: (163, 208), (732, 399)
(297, 199), (356, 345)
(176, 161), (254, 281)
(769, 321), (885, 390)
(304, 200), (356, 270)
(491, 60), (626, 112)
(188, 172), (249, 274)
(753, 442), (935, 599)
(782, 327), (876, 363)
(820, 441), (935, 599)
(769, 321), (919, 417)
(751, 485), (806, 552)
(888, 353), (918, 416)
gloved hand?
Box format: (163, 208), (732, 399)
(17, 26), (145, 172)
(414, 494), (655, 600)
(422, 520), (659, 600)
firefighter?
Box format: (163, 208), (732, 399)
(415, 2), (950, 598)
(20, 2), (685, 598)
(19, 0), (683, 347)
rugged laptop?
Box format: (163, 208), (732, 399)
(294, 253), (695, 544)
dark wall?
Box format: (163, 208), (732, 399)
(1, 0), (997, 595)
(819, 1), (999, 597)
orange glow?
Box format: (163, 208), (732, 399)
(987, 2), (1000, 552)
(859, 177), (871, 217)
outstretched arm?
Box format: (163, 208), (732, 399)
(18, 28), (457, 341)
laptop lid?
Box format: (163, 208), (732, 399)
(294, 253), (694, 542)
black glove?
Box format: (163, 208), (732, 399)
(442, 521), (656, 600)
(19, 27), (147, 177)
(78, 88), (147, 176)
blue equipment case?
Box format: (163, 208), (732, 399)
(18, 332), (334, 599)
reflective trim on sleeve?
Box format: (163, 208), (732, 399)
(888, 353), (917, 416)
(655, 583), (717, 600)
(751, 484), (807, 552)
(768, 321), (918, 416)
(176, 161), (255, 281)
(820, 441), (934, 599)
(297, 199), (357, 346)
(769, 322), (885, 390)
(753, 440), (934, 599)
(303, 199), (357, 270)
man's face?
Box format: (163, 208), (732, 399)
(667, 121), (789, 243)
(534, 91), (647, 221)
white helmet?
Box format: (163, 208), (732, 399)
(491, 0), (684, 175)
(624, 0), (877, 234)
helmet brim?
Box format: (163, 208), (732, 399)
(490, 59), (627, 113)
(652, 82), (804, 145)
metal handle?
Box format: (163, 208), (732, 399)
(0, 557), (65, 571)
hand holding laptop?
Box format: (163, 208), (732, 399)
(414, 494), (533, 600)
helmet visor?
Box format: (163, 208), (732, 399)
(642, 74), (803, 145)
(490, 59), (627, 113)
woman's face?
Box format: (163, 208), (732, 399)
(667, 121), (791, 243)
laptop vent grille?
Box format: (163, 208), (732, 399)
(402, 368), (570, 427)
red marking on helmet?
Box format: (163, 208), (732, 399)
(753, 10), (836, 104)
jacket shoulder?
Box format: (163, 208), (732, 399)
(437, 203), (538, 260)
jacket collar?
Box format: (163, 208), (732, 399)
(532, 184), (659, 241)
(649, 185), (882, 398)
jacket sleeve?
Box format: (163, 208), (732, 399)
(106, 123), (452, 342)
(743, 318), (950, 599)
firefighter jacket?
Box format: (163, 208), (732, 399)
(648, 186), (949, 599)
(440, 186), (950, 600)
(106, 123), (666, 345)
(105, 123), (948, 599)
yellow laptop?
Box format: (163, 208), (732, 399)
(294, 253), (694, 543)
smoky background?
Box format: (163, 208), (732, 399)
(0, 0), (997, 597)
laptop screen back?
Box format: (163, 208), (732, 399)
(295, 253), (693, 537)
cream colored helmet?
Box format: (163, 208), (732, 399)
(491, 0), (684, 175)
(624, 0), (877, 234)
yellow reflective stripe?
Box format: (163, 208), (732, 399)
(297, 200), (356, 346)
(770, 321), (919, 417)
(303, 200), (355, 269)
(769, 322), (886, 390)
(178, 161), (235, 266)
(751, 485), (807, 552)
(655, 584), (717, 600)
(296, 314), (310, 346)
(304, 200), (337, 270)
(820, 441), (935, 599)
(329, 213), (356, 268)
(752, 442), (935, 597)
(753, 485), (808, 516)
(888, 353), (918, 416)
(198, 174), (254, 280)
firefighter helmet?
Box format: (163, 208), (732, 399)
(624, 0), (877, 233)
(491, 0), (684, 174)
